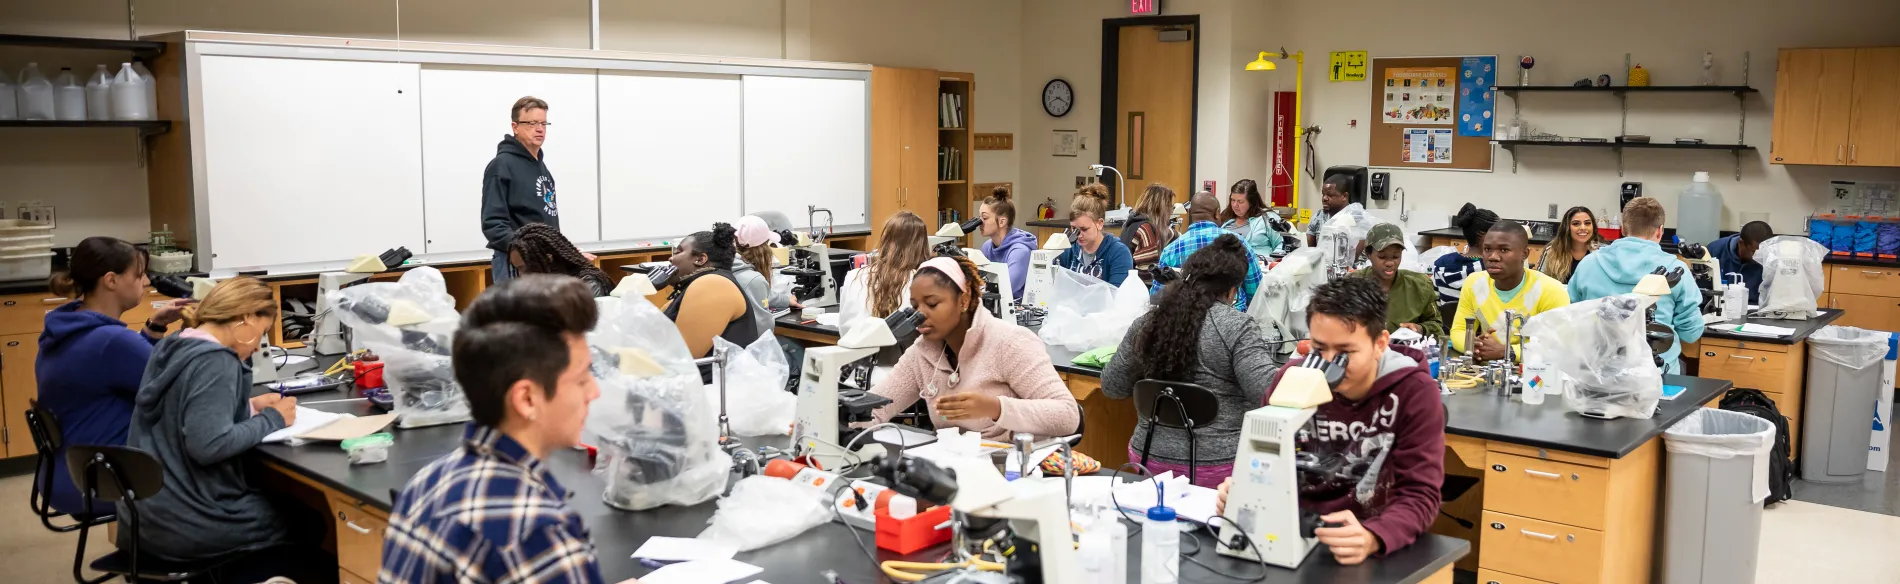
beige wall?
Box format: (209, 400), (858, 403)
(1271, 0), (1900, 235)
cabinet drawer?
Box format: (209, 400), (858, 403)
(1484, 452), (1611, 530)
(1480, 511), (1605, 584)
(1478, 568), (1555, 584)
(1699, 345), (1802, 394)
(0, 292), (71, 335)
(1829, 266), (1900, 298)
(334, 500), (388, 580)
(1486, 441), (1610, 469)
(340, 568), (374, 584)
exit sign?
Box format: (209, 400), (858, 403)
(1132, 0), (1161, 15)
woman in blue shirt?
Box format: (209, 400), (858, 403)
(1056, 186), (1133, 285)
(36, 236), (191, 515)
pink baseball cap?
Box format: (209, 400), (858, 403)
(734, 215), (775, 248)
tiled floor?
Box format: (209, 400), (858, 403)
(1788, 413), (1900, 516)
(0, 473), (113, 584)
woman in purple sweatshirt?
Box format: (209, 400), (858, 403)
(977, 187), (1037, 301)
(1216, 276), (1445, 565)
(36, 237), (192, 515)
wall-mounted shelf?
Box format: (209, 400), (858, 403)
(1492, 85), (1758, 95)
(1493, 139), (1754, 178)
(938, 180), (966, 185)
(0, 33), (165, 60)
(0, 120), (172, 138)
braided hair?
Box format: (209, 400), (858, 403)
(1124, 234), (1250, 381)
(510, 223), (610, 284)
(915, 255), (987, 323)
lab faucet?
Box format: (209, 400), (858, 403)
(807, 205), (834, 243)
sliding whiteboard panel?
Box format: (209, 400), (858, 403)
(197, 56), (424, 269)
(742, 76), (868, 227)
(598, 73), (742, 242)
(420, 67), (600, 254)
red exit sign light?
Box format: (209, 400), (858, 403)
(1131, 0), (1161, 16)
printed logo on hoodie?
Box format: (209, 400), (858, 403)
(1296, 392), (1400, 508)
(537, 175), (559, 217)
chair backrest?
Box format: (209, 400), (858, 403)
(1132, 379), (1221, 429)
(1437, 300), (1458, 334)
(64, 446), (164, 504)
(26, 399), (62, 456)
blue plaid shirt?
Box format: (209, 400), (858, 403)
(1153, 221), (1263, 311)
(380, 424), (603, 584)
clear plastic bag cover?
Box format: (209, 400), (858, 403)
(698, 475), (832, 551)
(1038, 267), (1151, 351)
(712, 331), (796, 436)
(1249, 247), (1325, 356)
(585, 298), (724, 510)
(332, 267), (469, 428)
(1520, 294), (1665, 419)
(1752, 236), (1827, 319)
(1809, 326), (1890, 369)
(1664, 408), (1776, 502)
(1416, 246), (1458, 273)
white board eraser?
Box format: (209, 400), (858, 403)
(1268, 367), (1334, 408)
(345, 255), (386, 274)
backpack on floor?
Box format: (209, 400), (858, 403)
(1719, 388), (1794, 504)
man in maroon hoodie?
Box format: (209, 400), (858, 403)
(1216, 276), (1445, 565)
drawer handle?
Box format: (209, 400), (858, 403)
(1525, 469), (1561, 479)
(1730, 355), (1756, 360)
(345, 519), (373, 534)
(1863, 270), (1884, 276)
(41, 297), (69, 305)
(1521, 529), (1558, 541)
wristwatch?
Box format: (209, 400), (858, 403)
(144, 320), (166, 334)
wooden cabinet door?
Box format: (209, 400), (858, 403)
(898, 67), (940, 217)
(1848, 47), (1900, 167)
(1772, 48), (1858, 165)
(1825, 293), (1900, 332)
(870, 66), (907, 243)
(1, 333), (39, 458)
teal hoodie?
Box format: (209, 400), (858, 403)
(1567, 238), (1705, 372)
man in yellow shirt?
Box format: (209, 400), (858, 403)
(1449, 219), (1571, 362)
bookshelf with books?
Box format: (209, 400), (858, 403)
(937, 72), (975, 237)
(870, 67), (975, 242)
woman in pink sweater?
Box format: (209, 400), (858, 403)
(871, 256), (1081, 441)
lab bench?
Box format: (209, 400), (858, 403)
(253, 398), (1468, 584)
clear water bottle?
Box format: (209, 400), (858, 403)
(0, 71), (17, 120)
(1677, 172), (1723, 245)
(16, 63), (55, 120)
(1141, 488), (1179, 584)
(85, 65), (112, 121)
(1722, 272), (1749, 321)
(1079, 517), (1128, 584)
(54, 67), (86, 121)
(110, 63), (151, 121)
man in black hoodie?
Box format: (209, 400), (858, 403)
(483, 96), (563, 284)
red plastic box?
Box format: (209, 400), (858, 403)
(874, 504), (952, 555)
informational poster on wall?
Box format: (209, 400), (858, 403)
(1401, 128), (1454, 164)
(1457, 56), (1497, 137)
(1382, 67), (1455, 124)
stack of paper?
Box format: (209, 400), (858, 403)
(262, 407), (346, 443)
(1112, 471), (1221, 524)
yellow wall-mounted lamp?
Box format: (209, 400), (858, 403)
(1247, 48), (1305, 209)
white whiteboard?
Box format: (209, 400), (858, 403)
(742, 76), (868, 227)
(197, 56), (424, 268)
(597, 72), (742, 243)
(419, 67), (600, 254)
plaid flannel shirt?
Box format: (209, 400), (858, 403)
(1153, 221), (1263, 311)
(381, 424), (603, 584)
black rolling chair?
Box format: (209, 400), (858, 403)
(25, 400), (114, 533)
(1131, 379), (1221, 482)
(66, 445), (239, 584)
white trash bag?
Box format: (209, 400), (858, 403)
(1039, 267), (1151, 351)
(711, 331), (796, 437)
(330, 267), (470, 428)
(1521, 293), (1665, 419)
(586, 298), (725, 510)
(1809, 326), (1890, 369)
(1753, 236), (1826, 320)
(699, 475), (832, 552)
(1665, 408), (1776, 503)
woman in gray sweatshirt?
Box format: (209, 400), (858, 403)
(121, 277), (314, 579)
(1102, 234), (1280, 487)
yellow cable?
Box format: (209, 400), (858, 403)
(879, 539), (1005, 581)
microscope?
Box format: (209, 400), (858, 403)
(874, 446), (1082, 583)
(1021, 231), (1071, 310)
(792, 313), (901, 470)
(930, 242), (1017, 323)
(311, 249), (411, 355)
(1314, 214), (1362, 281)
(1217, 361), (1338, 568)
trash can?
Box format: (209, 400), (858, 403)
(1804, 326), (1890, 483)
(1663, 408), (1775, 584)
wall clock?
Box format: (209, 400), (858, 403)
(1042, 79), (1074, 117)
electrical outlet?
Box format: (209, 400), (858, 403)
(18, 204), (54, 228)
(1548, 204), (1558, 219)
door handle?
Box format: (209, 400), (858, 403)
(1851, 145), (1857, 163)
(1521, 529), (1559, 541)
(345, 520), (372, 534)
(1838, 145), (1845, 162)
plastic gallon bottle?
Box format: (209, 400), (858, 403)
(16, 63), (55, 120)
(85, 65), (112, 121)
(1676, 171), (1723, 246)
(0, 71), (17, 120)
(131, 61), (157, 115)
(54, 67), (86, 121)
(110, 63), (151, 121)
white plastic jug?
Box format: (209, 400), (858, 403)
(16, 63), (56, 121)
(53, 67), (86, 121)
(110, 63), (151, 121)
(131, 62), (157, 115)
(1677, 171), (1723, 246)
(0, 72), (17, 120)
(85, 65), (112, 121)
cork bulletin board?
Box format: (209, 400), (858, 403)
(1368, 55), (1495, 172)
